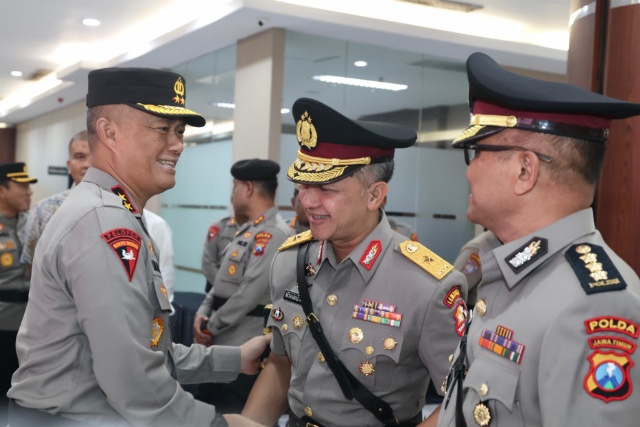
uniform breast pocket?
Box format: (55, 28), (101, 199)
(220, 245), (248, 284)
(340, 319), (404, 390)
(0, 239), (19, 270)
(463, 357), (523, 427)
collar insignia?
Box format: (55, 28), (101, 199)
(505, 237), (547, 274)
(359, 240), (382, 271)
(111, 185), (138, 214)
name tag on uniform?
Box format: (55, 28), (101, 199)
(284, 289), (302, 305)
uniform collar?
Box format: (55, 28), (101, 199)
(237, 206), (279, 234)
(317, 210), (394, 284)
(487, 208), (596, 289)
(83, 167), (142, 218)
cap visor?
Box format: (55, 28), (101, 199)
(451, 125), (505, 148)
(131, 103), (206, 127)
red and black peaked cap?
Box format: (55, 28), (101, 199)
(86, 67), (206, 127)
(288, 98), (417, 184)
(452, 52), (640, 147)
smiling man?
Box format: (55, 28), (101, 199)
(243, 98), (467, 427)
(8, 68), (269, 427)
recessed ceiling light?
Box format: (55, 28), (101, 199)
(10, 71), (22, 77)
(82, 18), (101, 27)
(312, 75), (407, 91)
(281, 108), (290, 114)
(354, 61), (368, 67)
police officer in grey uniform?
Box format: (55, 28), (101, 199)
(194, 159), (290, 413)
(382, 196), (419, 242)
(452, 230), (499, 308)
(8, 68), (269, 427)
(438, 53), (640, 427)
(202, 216), (244, 293)
(0, 162), (36, 423)
(243, 98), (467, 427)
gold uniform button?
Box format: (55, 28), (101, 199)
(479, 383), (489, 396)
(365, 346), (374, 355)
(449, 354), (454, 364)
(475, 299), (487, 316)
(282, 324), (288, 332)
(327, 294), (338, 306)
(304, 406), (313, 417)
(317, 352), (325, 362)
(383, 337), (397, 351)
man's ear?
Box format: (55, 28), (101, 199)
(514, 151), (540, 196)
(95, 117), (117, 152)
(367, 181), (388, 211)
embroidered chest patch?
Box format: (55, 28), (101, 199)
(101, 228), (142, 282)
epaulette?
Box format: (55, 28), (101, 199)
(279, 230), (314, 251)
(565, 243), (626, 295)
(398, 241), (453, 280)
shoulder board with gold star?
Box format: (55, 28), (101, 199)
(565, 243), (627, 295)
(398, 240), (453, 280)
(279, 230), (314, 251)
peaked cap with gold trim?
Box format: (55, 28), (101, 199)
(288, 98), (416, 184)
(452, 52), (640, 147)
(86, 67), (205, 127)
(0, 162), (37, 184)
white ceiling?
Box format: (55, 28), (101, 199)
(0, 0), (572, 127)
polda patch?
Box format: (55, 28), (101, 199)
(584, 350), (634, 402)
(101, 228), (141, 282)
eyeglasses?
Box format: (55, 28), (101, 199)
(463, 144), (553, 166)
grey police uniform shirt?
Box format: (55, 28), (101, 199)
(452, 230), (500, 307)
(0, 212), (28, 331)
(197, 206), (290, 346)
(268, 212), (467, 426)
(438, 208), (640, 427)
(201, 216), (239, 286)
(286, 216), (308, 235)
(387, 216), (418, 241)
(9, 167), (240, 427)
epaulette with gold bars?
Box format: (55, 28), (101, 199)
(279, 230), (314, 251)
(398, 241), (453, 280)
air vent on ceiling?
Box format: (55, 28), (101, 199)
(396, 0), (483, 13)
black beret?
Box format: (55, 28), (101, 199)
(86, 67), (205, 127)
(0, 162), (37, 183)
(452, 52), (640, 147)
(288, 98), (416, 184)
(231, 159), (280, 181)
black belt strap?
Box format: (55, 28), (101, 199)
(443, 311), (471, 427)
(212, 295), (265, 317)
(0, 289), (29, 303)
(296, 243), (399, 427)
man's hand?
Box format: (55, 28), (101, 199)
(193, 313), (213, 346)
(239, 334), (272, 375)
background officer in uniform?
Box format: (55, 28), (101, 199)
(21, 130), (90, 272)
(202, 214), (246, 293)
(285, 186), (309, 235)
(452, 230), (499, 308)
(8, 68), (268, 427)
(382, 196), (419, 242)
(0, 162), (36, 424)
(194, 158), (290, 413)
(438, 52), (640, 427)
(243, 98), (467, 427)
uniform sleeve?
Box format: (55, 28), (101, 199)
(201, 222), (222, 285)
(20, 208), (43, 265)
(538, 293), (640, 426)
(208, 229), (288, 336)
(149, 220), (176, 302)
(453, 244), (482, 306)
(172, 343), (240, 384)
(197, 288), (214, 317)
(55, 211), (215, 426)
(418, 269), (468, 394)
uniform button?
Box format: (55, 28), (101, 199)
(317, 352), (325, 362)
(327, 295), (338, 306)
(365, 346), (374, 355)
(304, 406), (313, 417)
(448, 354), (454, 364)
(479, 383), (489, 396)
(282, 324), (288, 332)
(476, 299), (487, 316)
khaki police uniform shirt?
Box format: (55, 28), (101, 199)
(452, 230), (500, 307)
(438, 209), (640, 427)
(201, 217), (239, 286)
(9, 168), (240, 427)
(269, 213), (467, 426)
(198, 207), (290, 346)
(0, 212), (28, 331)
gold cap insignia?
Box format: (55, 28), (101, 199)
(296, 111), (317, 149)
(172, 77), (185, 105)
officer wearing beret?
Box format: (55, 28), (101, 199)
(8, 68), (269, 427)
(202, 215), (245, 293)
(438, 53), (640, 427)
(0, 162), (36, 422)
(194, 158), (291, 413)
(243, 98), (467, 427)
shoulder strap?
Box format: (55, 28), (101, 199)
(296, 244), (399, 426)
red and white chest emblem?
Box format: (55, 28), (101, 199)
(102, 228), (142, 282)
(208, 225), (220, 241)
(359, 240), (382, 270)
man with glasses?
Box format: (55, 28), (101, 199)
(438, 52), (640, 426)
